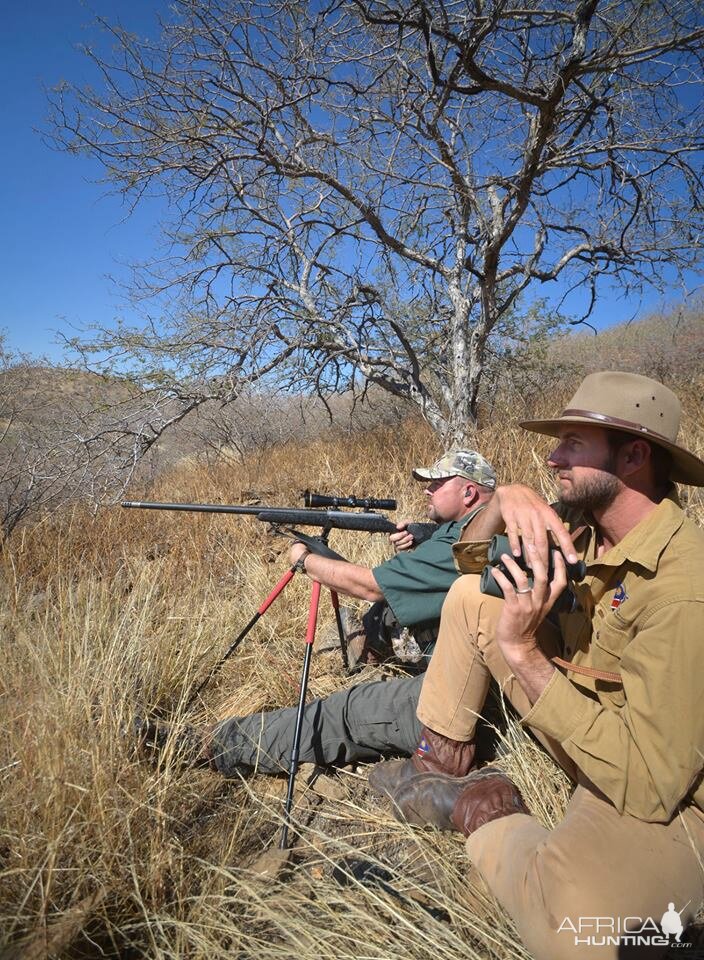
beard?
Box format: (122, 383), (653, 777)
(557, 471), (621, 511)
(426, 503), (441, 522)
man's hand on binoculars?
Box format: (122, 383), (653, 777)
(494, 485), (578, 567)
(492, 545), (566, 700)
(491, 545), (567, 702)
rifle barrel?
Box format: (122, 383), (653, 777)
(121, 501), (263, 515)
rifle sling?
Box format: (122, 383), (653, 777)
(551, 656), (622, 685)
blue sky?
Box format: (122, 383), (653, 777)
(0, 2), (699, 363)
(1, 1), (166, 361)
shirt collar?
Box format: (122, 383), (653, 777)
(457, 501), (489, 533)
(587, 492), (684, 573)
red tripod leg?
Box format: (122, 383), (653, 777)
(185, 567), (297, 709)
(280, 579), (321, 849)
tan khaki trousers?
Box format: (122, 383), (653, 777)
(417, 574), (575, 774)
(416, 575), (704, 959)
(468, 789), (704, 960)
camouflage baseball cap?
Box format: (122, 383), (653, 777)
(412, 450), (497, 489)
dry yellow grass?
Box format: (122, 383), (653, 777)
(2, 385), (704, 958)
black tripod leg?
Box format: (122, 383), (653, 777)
(185, 566), (297, 710)
(329, 590), (350, 671)
(280, 579), (321, 849)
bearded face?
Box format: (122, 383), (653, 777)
(548, 426), (623, 512)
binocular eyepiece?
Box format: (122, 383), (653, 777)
(480, 534), (587, 614)
(302, 490), (397, 511)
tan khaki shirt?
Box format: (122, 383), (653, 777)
(521, 496), (704, 823)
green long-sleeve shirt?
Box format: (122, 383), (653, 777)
(372, 505), (485, 628)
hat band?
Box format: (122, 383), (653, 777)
(562, 408), (674, 446)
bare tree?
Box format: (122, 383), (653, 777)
(0, 343), (196, 538)
(50, 0), (704, 443)
(0, 350), (89, 537)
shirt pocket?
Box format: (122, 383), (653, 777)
(591, 604), (632, 706)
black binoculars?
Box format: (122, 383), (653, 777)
(302, 490), (397, 511)
(480, 534), (587, 614)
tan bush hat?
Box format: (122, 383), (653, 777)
(412, 449), (497, 489)
(520, 371), (704, 486)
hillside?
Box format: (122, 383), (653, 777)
(2, 344), (704, 957)
(0, 321), (704, 960)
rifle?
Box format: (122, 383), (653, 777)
(121, 500), (437, 546)
(121, 493), (437, 848)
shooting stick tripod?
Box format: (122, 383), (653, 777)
(185, 530), (350, 849)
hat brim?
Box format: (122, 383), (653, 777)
(520, 415), (704, 487)
(411, 467), (455, 481)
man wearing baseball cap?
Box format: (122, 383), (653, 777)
(373, 372), (704, 960)
(136, 449), (497, 776)
(289, 448), (497, 669)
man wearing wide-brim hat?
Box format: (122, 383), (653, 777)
(369, 371), (704, 960)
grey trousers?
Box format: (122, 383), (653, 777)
(211, 674), (424, 776)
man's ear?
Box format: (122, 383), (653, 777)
(619, 439), (650, 476)
(463, 482), (476, 503)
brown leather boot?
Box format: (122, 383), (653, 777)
(391, 766), (529, 835)
(133, 715), (217, 770)
(368, 726), (476, 797)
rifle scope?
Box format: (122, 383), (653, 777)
(302, 490), (397, 511)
